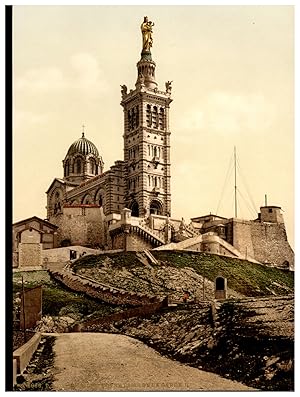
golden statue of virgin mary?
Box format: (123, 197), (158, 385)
(141, 16), (154, 52)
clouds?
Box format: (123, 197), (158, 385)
(15, 52), (109, 98)
(69, 53), (110, 96)
(176, 91), (274, 139)
(15, 67), (65, 93)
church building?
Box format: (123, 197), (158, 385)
(44, 17), (294, 269)
(46, 16), (172, 249)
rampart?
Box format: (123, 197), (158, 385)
(229, 219), (294, 268)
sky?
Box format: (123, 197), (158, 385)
(12, 5), (294, 247)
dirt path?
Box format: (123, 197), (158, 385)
(51, 333), (254, 391)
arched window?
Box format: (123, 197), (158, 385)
(90, 159), (96, 174)
(153, 106), (158, 129)
(135, 106), (139, 128)
(128, 110), (132, 131)
(53, 190), (61, 215)
(131, 108), (135, 130)
(130, 200), (139, 217)
(150, 200), (163, 215)
(146, 104), (152, 127)
(76, 158), (82, 174)
(82, 194), (92, 205)
(159, 107), (165, 130)
(64, 160), (69, 177)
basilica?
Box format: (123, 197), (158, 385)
(26, 17), (294, 269)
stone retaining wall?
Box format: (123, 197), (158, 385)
(50, 269), (163, 306)
(73, 299), (168, 332)
(13, 333), (41, 374)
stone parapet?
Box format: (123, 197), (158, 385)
(13, 333), (41, 374)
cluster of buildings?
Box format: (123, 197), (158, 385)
(13, 17), (294, 270)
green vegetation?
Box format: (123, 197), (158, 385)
(72, 251), (294, 297)
(153, 250), (294, 296)
(13, 270), (118, 317)
(72, 252), (139, 272)
(41, 287), (113, 317)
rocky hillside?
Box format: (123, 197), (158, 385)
(72, 250), (294, 300)
(83, 295), (294, 391)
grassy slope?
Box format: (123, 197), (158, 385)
(72, 251), (294, 297)
(13, 270), (118, 317)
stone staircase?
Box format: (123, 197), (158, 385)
(129, 224), (165, 247)
(136, 250), (160, 266)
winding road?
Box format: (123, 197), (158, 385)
(50, 333), (254, 391)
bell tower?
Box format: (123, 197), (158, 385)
(121, 16), (172, 217)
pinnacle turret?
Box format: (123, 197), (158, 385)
(136, 16), (157, 89)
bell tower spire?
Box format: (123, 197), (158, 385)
(121, 17), (173, 218)
(136, 16), (157, 90)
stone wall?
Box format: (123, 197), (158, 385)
(50, 269), (163, 306)
(230, 220), (255, 259)
(42, 246), (100, 264)
(126, 232), (153, 251)
(13, 333), (41, 375)
(19, 229), (42, 268)
(13, 252), (19, 268)
(250, 222), (294, 268)
(111, 229), (157, 251)
(74, 300), (167, 332)
(20, 286), (42, 330)
(111, 233), (125, 250)
(230, 220), (294, 268)
(53, 206), (105, 248)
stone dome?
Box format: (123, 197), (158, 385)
(67, 133), (99, 157)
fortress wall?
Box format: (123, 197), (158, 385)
(250, 222), (294, 268)
(231, 219), (294, 268)
(231, 220), (255, 259)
